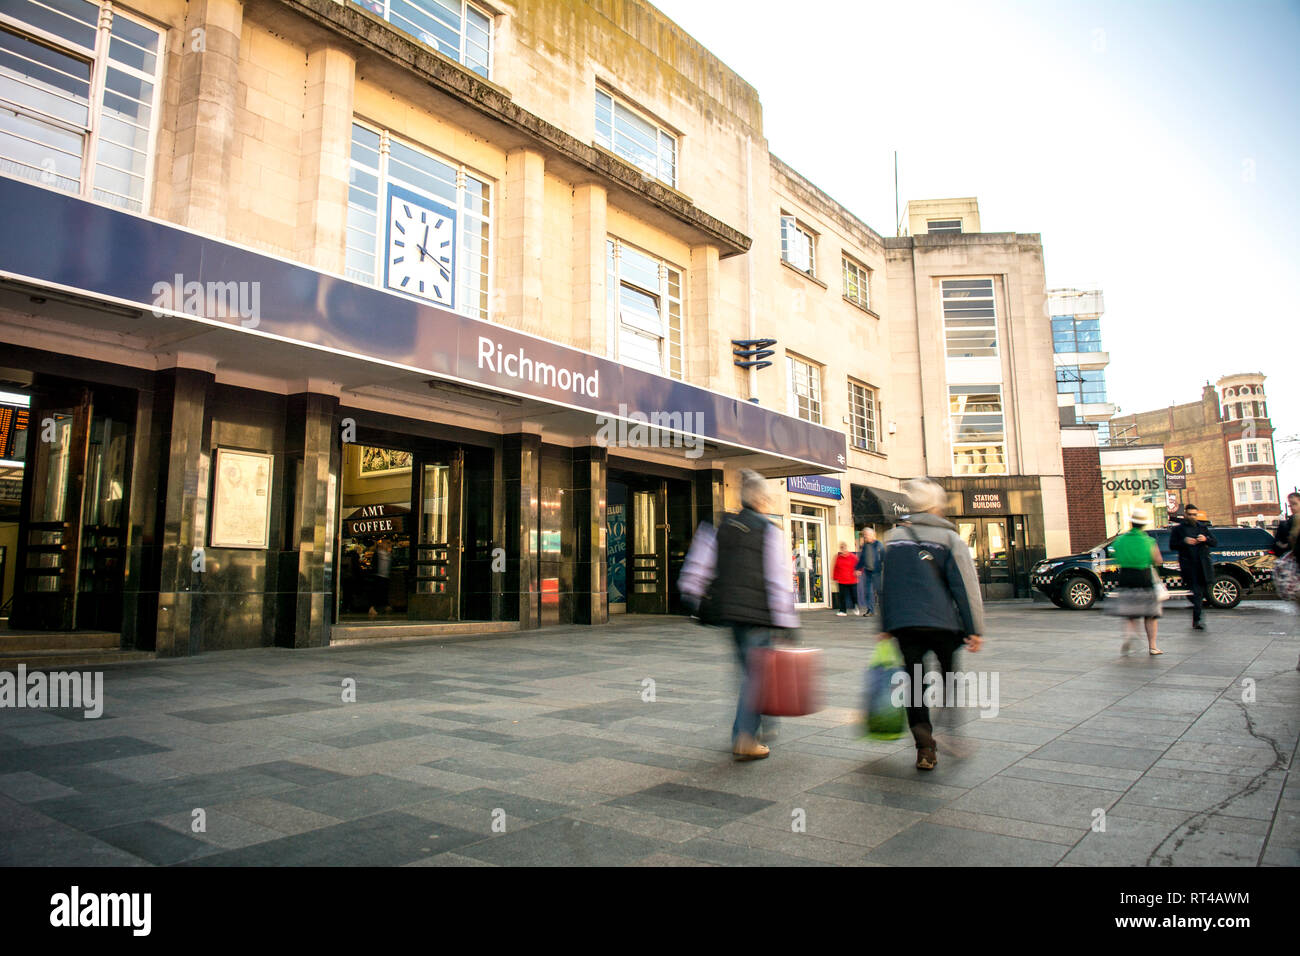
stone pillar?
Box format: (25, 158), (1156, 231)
(154, 368), (214, 657)
(688, 244), (720, 387)
(499, 148), (545, 334)
(121, 384), (165, 650)
(169, 0), (244, 236)
(286, 392), (340, 647)
(572, 183), (607, 354)
(694, 468), (725, 528)
(502, 433), (541, 628)
(296, 45), (356, 272)
(572, 446), (607, 624)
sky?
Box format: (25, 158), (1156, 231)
(651, 0), (1300, 512)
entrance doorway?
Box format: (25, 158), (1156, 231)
(954, 515), (1024, 600)
(789, 506), (827, 608)
(337, 440), (492, 623)
(10, 384), (133, 631)
(609, 469), (692, 615)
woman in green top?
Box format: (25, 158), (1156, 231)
(1105, 506), (1164, 655)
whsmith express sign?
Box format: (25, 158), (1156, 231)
(787, 475), (842, 499)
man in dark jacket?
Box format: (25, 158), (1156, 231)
(679, 469), (798, 761)
(1171, 505), (1217, 630)
(879, 477), (984, 771)
(855, 528), (884, 616)
(1272, 492), (1299, 557)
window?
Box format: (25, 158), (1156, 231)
(1229, 439), (1273, 467)
(787, 355), (822, 424)
(927, 219), (962, 233)
(1051, 315), (1102, 353)
(605, 238), (682, 378)
(950, 385), (1006, 475)
(848, 380), (878, 452)
(941, 278), (997, 357)
(346, 122), (492, 319)
(1056, 366), (1108, 405)
(1236, 478), (1277, 504)
(780, 215), (815, 276)
(0, 0), (162, 212)
(354, 0), (491, 78)
(842, 255), (870, 310)
(594, 88), (676, 186)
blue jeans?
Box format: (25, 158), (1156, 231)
(731, 625), (772, 741)
(857, 571), (879, 613)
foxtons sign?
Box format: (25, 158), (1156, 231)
(1103, 477), (1161, 492)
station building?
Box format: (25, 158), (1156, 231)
(0, 0), (1066, 657)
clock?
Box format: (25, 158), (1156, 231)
(384, 184), (457, 308)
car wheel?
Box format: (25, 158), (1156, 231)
(1209, 574), (1242, 609)
(1063, 576), (1097, 610)
(1049, 591), (1068, 609)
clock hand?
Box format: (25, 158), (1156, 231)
(419, 224), (429, 260)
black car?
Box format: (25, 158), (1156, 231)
(1032, 526), (1277, 610)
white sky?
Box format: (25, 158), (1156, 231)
(650, 0), (1300, 514)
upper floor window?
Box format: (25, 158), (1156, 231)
(1051, 315), (1102, 353)
(1235, 477), (1277, 504)
(950, 385), (1006, 475)
(606, 239), (682, 379)
(0, 0), (163, 212)
(594, 88), (676, 186)
(848, 380), (879, 453)
(346, 121), (492, 319)
(780, 215), (815, 276)
(355, 0), (492, 78)
(787, 354), (822, 424)
(927, 219), (962, 233)
(842, 255), (870, 310)
(1055, 366), (1107, 405)
(1229, 439), (1272, 467)
(941, 278), (997, 358)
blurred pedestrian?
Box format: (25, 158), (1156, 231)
(369, 537), (393, 617)
(856, 527), (883, 616)
(1105, 506), (1164, 655)
(833, 541), (858, 616)
(879, 477), (984, 771)
(1270, 491), (1300, 670)
(678, 469), (799, 760)
(1171, 504), (1216, 631)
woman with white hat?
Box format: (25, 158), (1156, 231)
(1106, 505), (1164, 655)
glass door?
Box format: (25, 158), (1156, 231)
(983, 518), (1014, 600)
(409, 451), (462, 620)
(627, 482), (667, 613)
(13, 388), (91, 630)
(789, 513), (827, 608)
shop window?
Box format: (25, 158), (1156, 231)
(942, 278), (997, 358)
(346, 122), (492, 320)
(354, 0), (492, 78)
(605, 238), (683, 379)
(0, 0), (163, 212)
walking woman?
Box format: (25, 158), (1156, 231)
(833, 541), (858, 616)
(1106, 506), (1164, 655)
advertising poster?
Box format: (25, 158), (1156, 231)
(607, 482), (627, 604)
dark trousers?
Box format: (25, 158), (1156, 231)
(1186, 571), (1209, 623)
(836, 583), (857, 612)
(894, 627), (965, 746)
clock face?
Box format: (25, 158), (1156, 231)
(385, 188), (456, 308)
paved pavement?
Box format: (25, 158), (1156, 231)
(1, 601), (1297, 867)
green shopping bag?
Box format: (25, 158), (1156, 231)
(861, 638), (906, 740)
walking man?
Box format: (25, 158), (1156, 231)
(1171, 504), (1216, 630)
(679, 469), (799, 761)
(856, 527), (884, 616)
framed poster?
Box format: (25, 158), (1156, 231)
(210, 448), (274, 549)
(358, 445), (413, 479)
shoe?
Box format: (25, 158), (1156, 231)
(916, 747), (937, 770)
(1121, 638), (1134, 656)
(837, 611), (847, 617)
(1192, 621), (1205, 630)
(733, 734), (770, 761)
(1149, 648), (1163, 655)
(854, 609), (862, 616)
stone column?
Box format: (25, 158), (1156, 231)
(286, 392), (340, 647)
(296, 45), (356, 273)
(572, 446), (607, 624)
(154, 368), (214, 657)
(499, 148), (545, 334)
(169, 0), (244, 236)
(694, 468), (725, 527)
(688, 244), (720, 387)
(572, 183), (607, 354)
(502, 433), (541, 628)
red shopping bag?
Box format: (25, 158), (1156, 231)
(753, 646), (822, 717)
